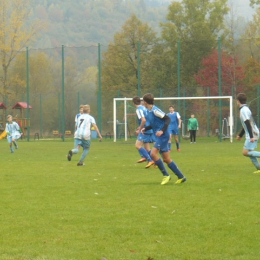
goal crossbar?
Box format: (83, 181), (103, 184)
(113, 96), (233, 142)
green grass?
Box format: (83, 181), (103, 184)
(1, 137), (260, 260)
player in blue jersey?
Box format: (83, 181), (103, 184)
(167, 105), (181, 152)
(68, 105), (92, 166)
(141, 93), (186, 185)
(133, 96), (155, 168)
(5, 115), (22, 153)
(236, 93), (260, 173)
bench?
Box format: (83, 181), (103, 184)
(65, 130), (72, 136)
(53, 130), (60, 138)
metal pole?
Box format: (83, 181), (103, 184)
(218, 37), (222, 142)
(98, 43), (102, 133)
(177, 40), (181, 110)
(40, 94), (43, 138)
(207, 87), (210, 137)
(26, 47), (30, 141)
(137, 41), (141, 97)
(61, 45), (65, 141)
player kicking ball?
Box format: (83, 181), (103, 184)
(141, 93), (186, 185)
(5, 115), (22, 153)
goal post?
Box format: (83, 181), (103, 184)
(113, 96), (233, 143)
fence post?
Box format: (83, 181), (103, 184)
(98, 43), (102, 133)
(26, 47), (30, 141)
(61, 45), (65, 141)
(137, 41), (141, 97)
(218, 37), (222, 142)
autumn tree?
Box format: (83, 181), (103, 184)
(195, 50), (245, 96)
(0, 0), (46, 102)
(160, 0), (229, 90)
(101, 14), (158, 123)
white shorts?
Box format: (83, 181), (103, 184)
(244, 139), (258, 150)
(7, 133), (21, 143)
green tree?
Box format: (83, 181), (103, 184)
(250, 0), (260, 7)
(101, 14), (158, 122)
(160, 0), (229, 90)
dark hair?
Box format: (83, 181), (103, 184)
(132, 96), (141, 105)
(169, 105), (174, 109)
(237, 93), (247, 104)
(143, 93), (154, 105)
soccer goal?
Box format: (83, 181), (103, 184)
(113, 96), (234, 142)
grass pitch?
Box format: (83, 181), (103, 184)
(0, 137), (260, 260)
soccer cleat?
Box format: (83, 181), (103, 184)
(145, 161), (155, 168)
(10, 147), (14, 153)
(67, 150), (73, 161)
(175, 177), (186, 184)
(161, 175), (171, 185)
(177, 148), (181, 152)
(77, 162), (85, 166)
(253, 170), (260, 174)
(137, 158), (146, 163)
(153, 165), (158, 169)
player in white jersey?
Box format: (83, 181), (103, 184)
(67, 105), (92, 166)
(5, 115), (22, 153)
(236, 93), (260, 173)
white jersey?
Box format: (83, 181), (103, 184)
(240, 105), (259, 140)
(5, 122), (21, 137)
(89, 115), (96, 125)
(74, 114), (91, 140)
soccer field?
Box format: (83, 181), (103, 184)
(0, 138), (260, 260)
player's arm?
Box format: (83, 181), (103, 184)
(92, 123), (102, 140)
(161, 115), (171, 133)
(238, 120), (253, 140)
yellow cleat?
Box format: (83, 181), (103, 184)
(175, 177), (186, 184)
(161, 176), (171, 185)
(137, 158), (147, 163)
(253, 170), (260, 174)
(145, 161), (155, 168)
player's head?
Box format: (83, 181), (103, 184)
(79, 104), (84, 114)
(132, 96), (141, 105)
(169, 105), (175, 112)
(142, 93), (154, 105)
(236, 93), (247, 104)
(7, 115), (13, 122)
(83, 105), (90, 114)
(191, 114), (195, 118)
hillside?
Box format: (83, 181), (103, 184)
(32, 0), (168, 48)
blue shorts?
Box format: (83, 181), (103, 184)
(244, 139), (258, 150)
(137, 133), (155, 143)
(74, 138), (91, 149)
(168, 128), (179, 136)
(154, 132), (170, 153)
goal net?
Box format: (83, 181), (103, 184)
(113, 96), (234, 142)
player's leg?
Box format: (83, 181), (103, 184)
(136, 134), (152, 164)
(168, 132), (172, 151)
(68, 139), (80, 161)
(77, 140), (91, 166)
(173, 132), (180, 151)
(242, 140), (260, 172)
(161, 147), (186, 184)
(7, 136), (14, 153)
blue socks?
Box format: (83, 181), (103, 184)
(155, 159), (170, 176)
(139, 147), (152, 162)
(168, 161), (184, 179)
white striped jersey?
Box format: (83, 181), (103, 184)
(5, 122), (21, 136)
(240, 104), (259, 140)
(74, 114), (91, 140)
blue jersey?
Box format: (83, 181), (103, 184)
(167, 112), (180, 131)
(136, 105), (153, 134)
(146, 105), (168, 134)
(240, 104), (259, 140)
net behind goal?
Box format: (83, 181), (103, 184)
(113, 96), (234, 142)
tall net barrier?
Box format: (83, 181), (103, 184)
(1, 38), (260, 140)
